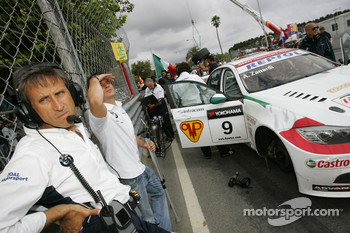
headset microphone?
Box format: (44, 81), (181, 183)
(66, 115), (81, 123)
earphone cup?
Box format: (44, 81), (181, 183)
(13, 102), (43, 129)
(68, 81), (85, 107)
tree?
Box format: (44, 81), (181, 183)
(215, 52), (230, 62)
(0, 0), (135, 91)
(186, 46), (200, 65)
(131, 60), (154, 82)
(211, 15), (223, 55)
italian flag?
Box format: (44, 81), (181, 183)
(152, 53), (176, 77)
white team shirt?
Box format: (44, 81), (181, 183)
(175, 71), (206, 106)
(89, 101), (145, 179)
(0, 123), (130, 233)
(176, 71), (206, 84)
(144, 84), (164, 100)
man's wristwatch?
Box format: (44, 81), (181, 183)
(88, 74), (99, 83)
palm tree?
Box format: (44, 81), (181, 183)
(211, 15), (223, 54)
(186, 46), (200, 62)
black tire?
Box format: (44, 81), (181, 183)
(268, 138), (293, 172)
(192, 48), (210, 64)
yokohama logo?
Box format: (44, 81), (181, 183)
(207, 105), (243, 120)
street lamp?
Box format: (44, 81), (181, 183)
(186, 38), (198, 48)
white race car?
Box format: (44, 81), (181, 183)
(165, 48), (350, 197)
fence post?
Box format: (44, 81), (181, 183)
(36, 0), (85, 84)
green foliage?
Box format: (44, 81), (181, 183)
(215, 52), (230, 62)
(186, 46), (200, 62)
(211, 15), (220, 28)
(0, 0), (134, 91)
(131, 60), (154, 82)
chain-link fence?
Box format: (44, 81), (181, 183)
(0, 0), (141, 170)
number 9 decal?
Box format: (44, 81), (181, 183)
(222, 121), (233, 134)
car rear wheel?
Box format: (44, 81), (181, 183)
(267, 138), (293, 172)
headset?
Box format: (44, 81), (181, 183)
(13, 62), (85, 129)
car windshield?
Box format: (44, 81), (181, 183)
(239, 54), (338, 92)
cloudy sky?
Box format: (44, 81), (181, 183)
(123, 0), (349, 67)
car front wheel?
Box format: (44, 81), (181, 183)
(267, 138), (293, 172)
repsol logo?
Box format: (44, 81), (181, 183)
(245, 51), (302, 70)
(207, 105), (243, 120)
(306, 159), (350, 169)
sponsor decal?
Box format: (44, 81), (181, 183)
(313, 185), (350, 192)
(306, 159), (317, 168)
(305, 158), (350, 169)
(327, 82), (350, 93)
(207, 106), (243, 120)
(246, 114), (257, 125)
(1, 172), (28, 183)
(178, 108), (204, 114)
(235, 49), (302, 70)
(340, 94), (350, 106)
(331, 92), (350, 109)
(180, 120), (204, 142)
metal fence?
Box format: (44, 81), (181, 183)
(0, 0), (143, 170)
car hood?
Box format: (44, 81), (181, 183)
(250, 66), (350, 126)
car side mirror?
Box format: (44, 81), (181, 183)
(210, 94), (227, 104)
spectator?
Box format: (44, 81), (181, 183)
(166, 72), (175, 82)
(158, 71), (174, 89)
(176, 62), (234, 159)
(319, 26), (333, 44)
(88, 73), (172, 231)
(0, 63), (169, 233)
(299, 22), (336, 62)
(158, 69), (167, 83)
(144, 76), (174, 142)
(199, 54), (219, 74)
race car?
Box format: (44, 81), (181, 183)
(164, 48), (350, 198)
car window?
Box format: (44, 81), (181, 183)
(167, 82), (217, 108)
(223, 69), (243, 99)
(207, 69), (221, 90)
(239, 54), (338, 92)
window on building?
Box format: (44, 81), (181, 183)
(332, 23), (338, 31)
(347, 19), (350, 27)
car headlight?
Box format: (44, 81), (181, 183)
(296, 126), (350, 145)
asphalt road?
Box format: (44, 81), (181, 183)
(145, 135), (350, 233)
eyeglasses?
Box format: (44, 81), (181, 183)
(312, 26), (319, 31)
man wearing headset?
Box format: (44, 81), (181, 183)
(88, 73), (172, 232)
(0, 63), (169, 233)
